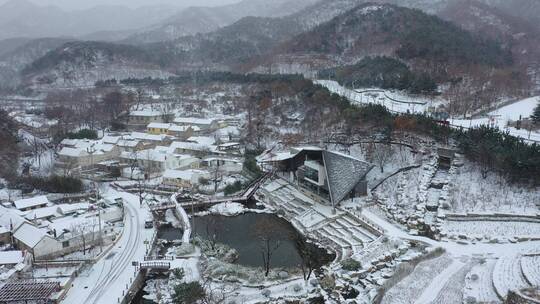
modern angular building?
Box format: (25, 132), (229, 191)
(258, 147), (374, 207)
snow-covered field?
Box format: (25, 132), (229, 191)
(446, 162), (539, 214)
(442, 220), (540, 240)
(381, 254), (453, 304)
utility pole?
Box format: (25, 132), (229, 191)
(87, 144), (103, 253)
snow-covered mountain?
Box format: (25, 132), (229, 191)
(0, 0), (180, 40)
(124, 0), (320, 44)
(0, 38), (73, 89)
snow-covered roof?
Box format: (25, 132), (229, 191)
(163, 169), (207, 180)
(218, 142), (240, 148)
(130, 110), (163, 117)
(215, 126), (240, 136)
(203, 156), (242, 164)
(121, 148), (168, 162)
(57, 203), (90, 215)
(0, 206), (26, 231)
(24, 206), (60, 220)
(131, 132), (170, 142)
(0, 251), (24, 265)
(187, 136), (216, 146)
(168, 141), (217, 153)
(13, 223), (48, 248)
(47, 214), (100, 235)
(322, 150), (374, 205)
(147, 123), (172, 129)
(58, 147), (87, 157)
(14, 196), (50, 210)
(174, 117), (215, 125)
(117, 139), (140, 147)
(102, 135), (121, 145)
(169, 125), (199, 132)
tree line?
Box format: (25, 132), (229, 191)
(319, 56), (437, 94)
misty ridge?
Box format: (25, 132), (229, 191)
(0, 0), (538, 42)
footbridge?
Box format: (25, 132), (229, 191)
(150, 171), (272, 212)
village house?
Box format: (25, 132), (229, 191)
(128, 110), (173, 130)
(168, 125), (199, 139)
(130, 132), (173, 147)
(162, 169), (210, 189)
(14, 196), (50, 212)
(173, 117), (219, 131)
(57, 142), (120, 170)
(12, 222), (61, 259)
(201, 156), (243, 174)
(120, 147), (200, 176)
(147, 123), (172, 135)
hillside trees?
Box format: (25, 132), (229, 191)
(319, 56), (437, 94)
(0, 110), (20, 179)
(532, 101), (540, 125)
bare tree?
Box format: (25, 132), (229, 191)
(252, 217), (286, 277)
(369, 142), (394, 173)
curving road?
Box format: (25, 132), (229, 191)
(63, 189), (154, 304)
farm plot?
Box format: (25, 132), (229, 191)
(492, 255), (531, 299)
(381, 254), (453, 304)
(431, 261), (473, 304)
(442, 220), (540, 239)
(463, 258), (501, 303)
(520, 255), (540, 286)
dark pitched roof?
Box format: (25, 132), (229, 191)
(323, 151), (374, 206)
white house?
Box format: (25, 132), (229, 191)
(120, 147), (200, 175)
(128, 110), (173, 129)
(173, 117), (219, 131)
(14, 196), (50, 212)
(201, 157), (243, 174)
(162, 169), (210, 188)
(56, 140), (120, 170)
(12, 222), (61, 259)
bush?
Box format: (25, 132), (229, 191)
(198, 177), (210, 186)
(224, 181), (243, 196)
(13, 175), (83, 193)
(110, 121), (126, 131)
(172, 281), (205, 304)
(65, 129), (98, 140)
(341, 258), (362, 271)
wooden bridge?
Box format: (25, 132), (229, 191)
(150, 171), (272, 212)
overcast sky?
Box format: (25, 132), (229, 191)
(2, 0), (243, 10)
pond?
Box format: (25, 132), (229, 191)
(193, 213), (333, 268)
(159, 212), (333, 269)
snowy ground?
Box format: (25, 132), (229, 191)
(446, 162), (539, 214)
(451, 96), (540, 143)
(315, 80), (439, 114)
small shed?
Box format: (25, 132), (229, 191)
(437, 147), (456, 169)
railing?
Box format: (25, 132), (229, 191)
(143, 255), (174, 261)
(139, 261), (170, 270)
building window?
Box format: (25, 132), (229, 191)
(62, 241), (70, 248)
(304, 166), (319, 183)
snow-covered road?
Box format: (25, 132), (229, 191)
(316, 79), (540, 143)
(62, 189), (154, 304)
